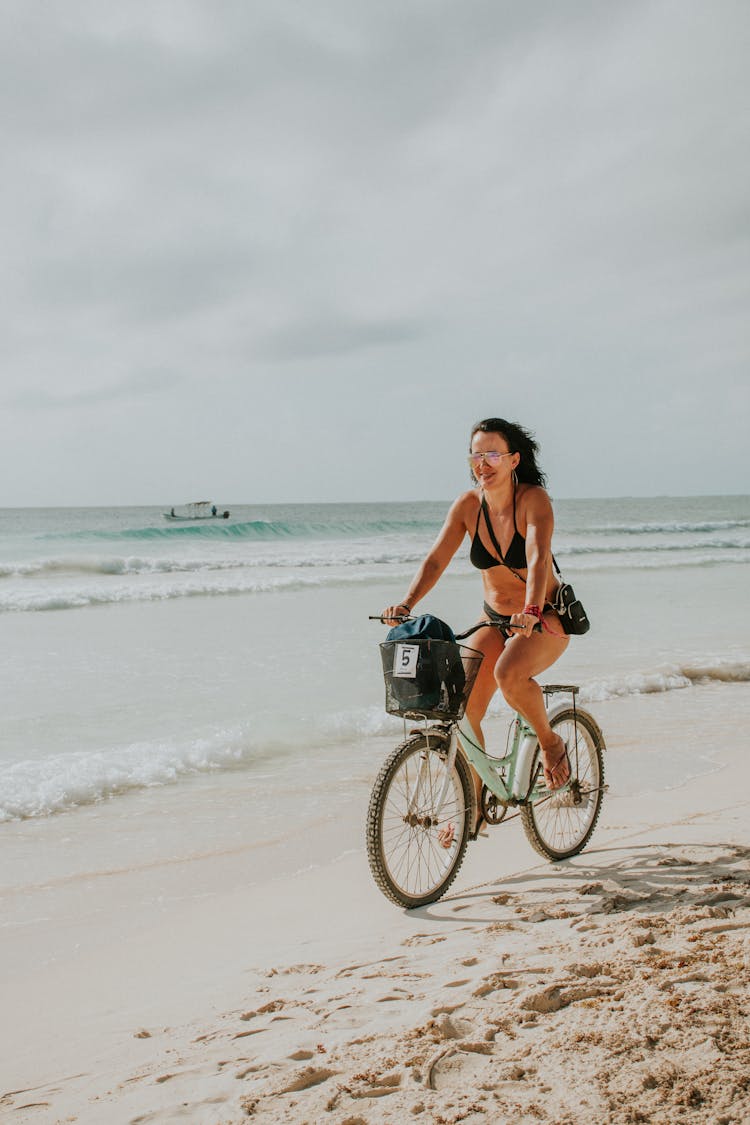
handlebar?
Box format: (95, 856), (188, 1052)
(369, 613), (541, 637)
(457, 619), (542, 639)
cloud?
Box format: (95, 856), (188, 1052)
(9, 370), (181, 411)
(255, 313), (430, 361)
(1, 1), (748, 501)
(27, 243), (260, 324)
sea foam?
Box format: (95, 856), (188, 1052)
(2, 656), (747, 821)
(581, 657), (750, 701)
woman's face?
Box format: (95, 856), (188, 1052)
(469, 430), (519, 486)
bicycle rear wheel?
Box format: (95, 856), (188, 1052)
(366, 734), (472, 908)
(520, 708), (605, 860)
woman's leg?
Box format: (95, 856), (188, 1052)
(494, 611), (570, 788)
(436, 620), (504, 846)
(462, 623), (506, 829)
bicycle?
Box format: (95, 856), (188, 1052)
(366, 614), (607, 908)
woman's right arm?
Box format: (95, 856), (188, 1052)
(381, 494), (472, 622)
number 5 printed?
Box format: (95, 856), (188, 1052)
(393, 643), (419, 678)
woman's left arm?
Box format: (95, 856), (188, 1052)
(511, 488), (555, 635)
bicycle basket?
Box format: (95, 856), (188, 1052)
(380, 638), (483, 721)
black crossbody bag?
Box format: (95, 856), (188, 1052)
(551, 579), (590, 635)
(478, 496), (590, 636)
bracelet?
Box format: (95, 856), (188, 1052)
(523, 603), (563, 637)
(397, 602), (411, 612)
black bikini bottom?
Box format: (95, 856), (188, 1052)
(483, 600), (554, 622)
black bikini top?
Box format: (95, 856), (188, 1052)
(470, 490), (528, 572)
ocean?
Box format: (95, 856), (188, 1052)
(1, 495), (748, 889)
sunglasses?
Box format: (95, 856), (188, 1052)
(467, 451), (514, 468)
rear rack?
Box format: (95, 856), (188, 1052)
(542, 683), (579, 697)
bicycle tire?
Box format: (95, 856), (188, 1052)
(520, 707), (605, 861)
(366, 733), (472, 908)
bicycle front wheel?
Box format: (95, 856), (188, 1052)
(520, 707), (605, 860)
(366, 734), (472, 908)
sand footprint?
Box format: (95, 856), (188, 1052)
(376, 988), (416, 1003)
(235, 1062), (268, 1080)
(272, 1065), (338, 1095)
(266, 962), (324, 976)
(0, 1074), (88, 1112)
(345, 1070), (403, 1100)
(238, 996), (311, 1025)
(424, 1044), (494, 1091)
(472, 973), (520, 998)
(336, 955), (405, 977)
(401, 932), (447, 947)
(431, 1001), (465, 1016)
(429, 1012), (476, 1041)
(521, 981), (613, 1013)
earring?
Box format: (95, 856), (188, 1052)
(511, 468), (518, 487)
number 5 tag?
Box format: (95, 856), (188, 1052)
(393, 643), (419, 678)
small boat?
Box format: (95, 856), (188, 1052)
(163, 501), (230, 521)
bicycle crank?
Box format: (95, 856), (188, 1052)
(481, 786), (509, 825)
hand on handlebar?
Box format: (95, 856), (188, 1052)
(380, 602), (412, 625)
(510, 611), (542, 638)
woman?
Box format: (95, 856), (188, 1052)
(382, 417), (570, 840)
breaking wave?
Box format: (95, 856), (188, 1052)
(567, 518), (750, 536)
(2, 657), (746, 820)
(45, 516), (442, 543)
(581, 658), (750, 702)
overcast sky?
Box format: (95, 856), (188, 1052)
(2, 0), (748, 506)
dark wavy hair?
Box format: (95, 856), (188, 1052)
(470, 418), (547, 487)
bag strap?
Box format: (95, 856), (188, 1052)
(480, 493), (564, 584)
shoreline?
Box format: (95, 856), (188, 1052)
(2, 684), (750, 1122)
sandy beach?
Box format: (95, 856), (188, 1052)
(2, 685), (749, 1125)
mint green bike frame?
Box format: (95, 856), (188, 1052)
(426, 690), (577, 826)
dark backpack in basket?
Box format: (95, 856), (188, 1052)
(382, 614), (466, 717)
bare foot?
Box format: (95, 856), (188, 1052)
(437, 822), (455, 848)
(541, 735), (571, 792)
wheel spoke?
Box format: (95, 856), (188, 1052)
(369, 740), (469, 905)
(521, 710), (605, 860)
